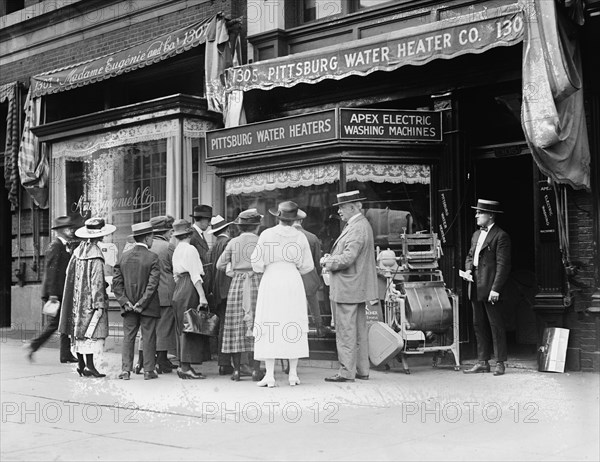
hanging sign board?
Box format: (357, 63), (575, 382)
(339, 109), (441, 142)
(206, 109), (337, 158)
(538, 180), (558, 242)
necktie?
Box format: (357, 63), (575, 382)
(480, 226), (488, 232)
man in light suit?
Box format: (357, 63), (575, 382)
(113, 222), (161, 381)
(462, 199), (511, 376)
(190, 204), (213, 264)
(322, 191), (378, 382)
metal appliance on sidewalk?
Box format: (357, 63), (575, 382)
(374, 233), (460, 374)
(538, 327), (569, 373)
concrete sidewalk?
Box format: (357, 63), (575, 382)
(1, 337), (598, 461)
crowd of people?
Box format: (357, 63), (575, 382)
(26, 191), (382, 386)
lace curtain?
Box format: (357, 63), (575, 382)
(346, 163), (430, 184)
(225, 164), (340, 195)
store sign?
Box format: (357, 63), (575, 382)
(226, 5), (523, 92)
(538, 180), (558, 242)
(206, 110), (337, 158)
(31, 16), (216, 97)
(340, 109), (441, 142)
(437, 189), (453, 244)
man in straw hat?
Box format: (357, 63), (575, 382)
(461, 199), (511, 376)
(321, 191), (378, 382)
(26, 216), (79, 363)
(113, 222), (161, 380)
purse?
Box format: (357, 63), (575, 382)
(182, 305), (220, 337)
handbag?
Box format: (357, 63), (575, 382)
(182, 305), (220, 337)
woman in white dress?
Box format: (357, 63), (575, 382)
(251, 201), (314, 387)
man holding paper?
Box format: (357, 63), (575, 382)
(113, 222), (161, 381)
(461, 199), (511, 376)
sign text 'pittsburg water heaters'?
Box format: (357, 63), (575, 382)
(206, 108), (441, 158)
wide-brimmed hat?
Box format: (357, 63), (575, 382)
(207, 215), (230, 234)
(190, 204), (213, 219)
(51, 215), (77, 230)
(471, 199), (503, 214)
(75, 217), (116, 239)
(150, 215), (174, 233)
(172, 219), (193, 237)
(128, 221), (154, 238)
(297, 209), (307, 220)
(232, 208), (263, 225)
(269, 201), (304, 222)
(332, 190), (366, 206)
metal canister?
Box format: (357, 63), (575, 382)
(538, 327), (570, 373)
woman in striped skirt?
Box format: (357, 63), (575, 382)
(216, 209), (263, 381)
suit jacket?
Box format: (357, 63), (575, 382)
(41, 238), (72, 302)
(190, 226), (209, 264)
(206, 234), (232, 304)
(149, 236), (175, 307)
(465, 224), (511, 302)
(294, 225), (322, 296)
(113, 245), (161, 317)
(327, 213), (378, 304)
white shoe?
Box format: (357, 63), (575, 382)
(288, 375), (300, 386)
(256, 377), (276, 388)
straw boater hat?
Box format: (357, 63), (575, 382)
(51, 215), (77, 230)
(128, 221), (154, 238)
(150, 215), (174, 233)
(172, 219), (193, 237)
(190, 204), (213, 219)
(207, 215), (230, 235)
(332, 190), (366, 206)
(75, 217), (116, 239)
(232, 208), (263, 225)
(268, 201), (303, 222)
(471, 199), (504, 214)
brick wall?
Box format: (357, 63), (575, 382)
(566, 189), (600, 372)
(1, 1), (245, 86)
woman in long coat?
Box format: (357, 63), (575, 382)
(251, 201), (314, 387)
(216, 209), (263, 382)
(171, 219), (211, 379)
(59, 217), (115, 378)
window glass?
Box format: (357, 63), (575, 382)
(358, 0), (392, 8)
(346, 163), (431, 250)
(63, 139), (167, 291)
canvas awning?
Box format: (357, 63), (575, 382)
(30, 15), (218, 97)
(226, 3), (524, 92)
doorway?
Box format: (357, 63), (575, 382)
(473, 152), (538, 358)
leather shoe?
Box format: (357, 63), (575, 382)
(155, 363), (172, 374)
(239, 364), (253, 377)
(118, 371), (130, 380)
(317, 326), (336, 338)
(144, 371), (159, 380)
(493, 362), (505, 376)
(325, 374), (354, 383)
(355, 374), (369, 380)
(219, 365), (234, 376)
(463, 362), (491, 374)
(60, 354), (79, 364)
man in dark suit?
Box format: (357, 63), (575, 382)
(113, 221), (161, 381)
(27, 216), (79, 363)
(293, 209), (332, 338)
(206, 215), (233, 375)
(462, 199), (511, 376)
(322, 191), (378, 383)
(190, 204), (213, 264)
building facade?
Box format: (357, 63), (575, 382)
(207, 0), (600, 371)
(1, 0), (598, 371)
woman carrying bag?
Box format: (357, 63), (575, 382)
(171, 219), (211, 379)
